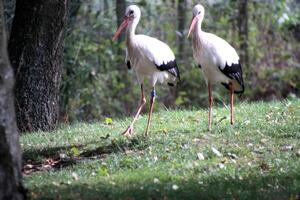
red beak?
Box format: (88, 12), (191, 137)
(112, 17), (130, 41)
(187, 16), (197, 38)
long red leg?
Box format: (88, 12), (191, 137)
(208, 81), (213, 131)
(144, 87), (155, 136)
(229, 83), (234, 125)
(123, 84), (146, 136)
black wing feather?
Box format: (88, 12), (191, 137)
(126, 61), (132, 70)
(219, 61), (244, 94)
(155, 60), (180, 80)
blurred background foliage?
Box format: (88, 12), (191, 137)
(4, 0), (300, 122)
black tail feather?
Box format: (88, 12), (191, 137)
(155, 59), (180, 80)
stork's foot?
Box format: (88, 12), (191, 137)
(122, 125), (134, 137)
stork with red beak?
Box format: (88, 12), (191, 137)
(187, 4), (244, 131)
(113, 5), (180, 137)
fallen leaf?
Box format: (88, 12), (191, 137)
(211, 147), (222, 157)
(244, 120), (250, 125)
(231, 159), (237, 164)
(125, 149), (134, 155)
(70, 147), (80, 157)
(25, 164), (34, 169)
(43, 164), (52, 169)
(52, 181), (60, 186)
(260, 138), (268, 144)
(98, 165), (109, 176)
(247, 143), (254, 147)
(217, 163), (225, 169)
(281, 145), (293, 151)
(197, 152), (205, 160)
(193, 138), (201, 144)
(227, 152), (238, 159)
(104, 117), (113, 125)
(59, 153), (67, 159)
(72, 172), (79, 180)
(163, 129), (168, 134)
(260, 162), (270, 171)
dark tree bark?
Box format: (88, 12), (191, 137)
(177, 0), (187, 60)
(237, 0), (249, 68)
(0, 1), (25, 199)
(116, 0), (126, 69)
(115, 0), (134, 114)
(8, 0), (69, 132)
(3, 0), (16, 35)
(163, 0), (187, 108)
(116, 0), (126, 44)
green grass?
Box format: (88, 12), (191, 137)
(21, 99), (300, 200)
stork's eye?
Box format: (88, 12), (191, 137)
(129, 10), (134, 15)
(198, 11), (201, 15)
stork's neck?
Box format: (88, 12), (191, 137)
(192, 19), (204, 53)
(193, 19), (203, 36)
(126, 18), (139, 42)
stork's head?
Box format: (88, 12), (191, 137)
(125, 5), (141, 21)
(187, 4), (205, 38)
(112, 5), (141, 41)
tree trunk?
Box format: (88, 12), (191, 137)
(164, 0), (187, 108)
(0, 1), (25, 199)
(116, 0), (126, 44)
(237, 0), (249, 68)
(177, 0), (187, 60)
(116, 0), (126, 69)
(3, 0), (16, 35)
(8, 0), (69, 132)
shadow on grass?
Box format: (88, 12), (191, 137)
(28, 169), (300, 200)
(22, 135), (149, 173)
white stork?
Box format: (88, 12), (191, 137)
(187, 4), (244, 131)
(112, 5), (180, 137)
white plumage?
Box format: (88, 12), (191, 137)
(188, 4), (244, 130)
(132, 35), (176, 66)
(113, 5), (180, 136)
(192, 32), (243, 92)
(126, 34), (177, 85)
(199, 33), (240, 68)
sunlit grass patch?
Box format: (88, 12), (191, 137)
(22, 99), (300, 199)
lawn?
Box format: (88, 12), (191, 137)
(21, 99), (300, 200)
